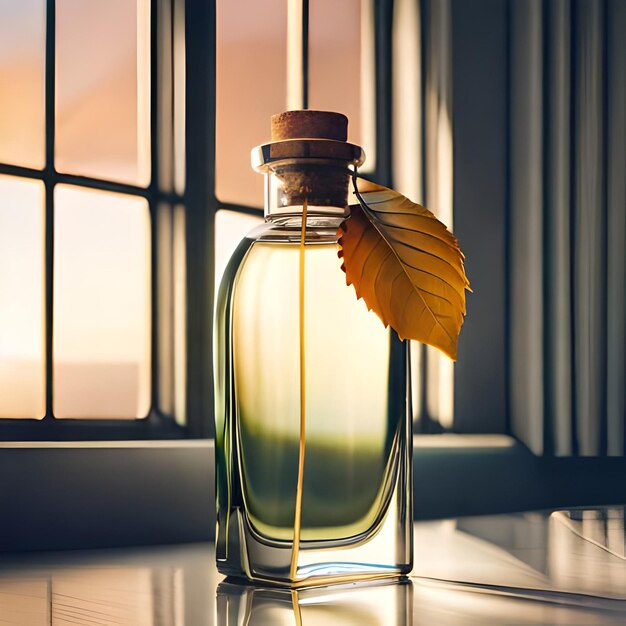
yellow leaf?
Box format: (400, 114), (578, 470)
(337, 178), (470, 360)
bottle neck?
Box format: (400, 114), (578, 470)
(263, 161), (351, 225)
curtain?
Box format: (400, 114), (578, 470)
(510, 0), (626, 456)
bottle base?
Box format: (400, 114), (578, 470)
(219, 571), (412, 590)
(216, 479), (413, 589)
(217, 565), (412, 589)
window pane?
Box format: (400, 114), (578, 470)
(310, 0), (376, 171)
(53, 185), (151, 419)
(0, 0), (46, 168)
(0, 175), (45, 418)
(55, 0), (150, 186)
(157, 203), (186, 425)
(309, 0), (365, 149)
(215, 209), (263, 292)
(216, 0), (287, 207)
(424, 0), (454, 429)
(172, 4), (186, 197)
(157, 0), (186, 196)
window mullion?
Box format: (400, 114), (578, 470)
(0, 163), (178, 200)
(149, 0), (160, 419)
(44, 0), (56, 419)
(183, 0), (217, 437)
(286, 0), (309, 110)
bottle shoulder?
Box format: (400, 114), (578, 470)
(243, 217), (342, 246)
(216, 219), (343, 303)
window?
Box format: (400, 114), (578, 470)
(0, 0), (192, 439)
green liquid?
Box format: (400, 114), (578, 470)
(230, 240), (401, 542)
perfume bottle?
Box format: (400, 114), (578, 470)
(215, 110), (412, 587)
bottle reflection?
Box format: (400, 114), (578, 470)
(216, 577), (413, 626)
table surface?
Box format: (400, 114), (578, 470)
(0, 508), (624, 625)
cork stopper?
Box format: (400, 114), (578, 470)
(253, 110), (363, 211)
(271, 110), (348, 142)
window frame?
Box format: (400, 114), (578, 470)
(0, 0), (226, 439)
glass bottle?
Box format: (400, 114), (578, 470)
(215, 110), (412, 587)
